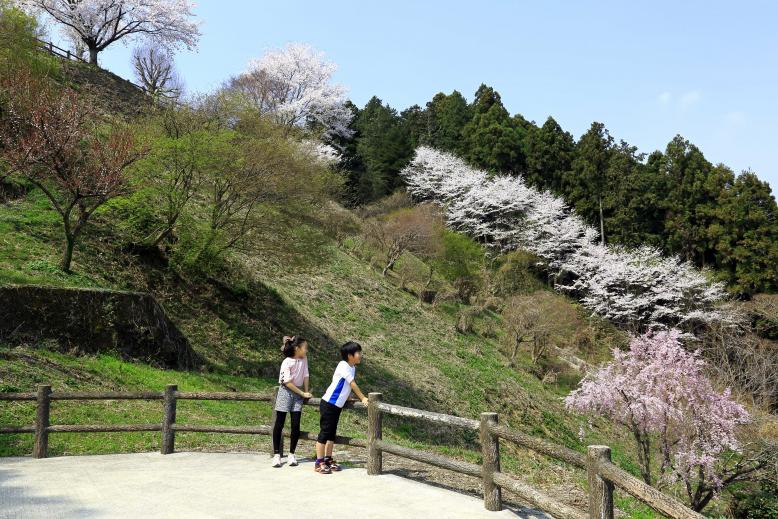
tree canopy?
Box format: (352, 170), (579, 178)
(340, 84), (778, 295)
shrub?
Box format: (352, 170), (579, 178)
(494, 250), (545, 296)
(502, 292), (578, 366)
(364, 203), (443, 276)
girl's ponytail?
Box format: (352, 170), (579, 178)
(282, 335), (306, 358)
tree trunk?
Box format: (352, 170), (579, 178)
(88, 46), (99, 66)
(61, 234), (75, 273)
(153, 226), (173, 248)
(382, 255), (399, 276)
(510, 333), (523, 366)
(599, 195), (605, 246)
(633, 431), (652, 486)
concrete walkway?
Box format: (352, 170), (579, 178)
(0, 452), (547, 518)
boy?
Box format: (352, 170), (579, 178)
(315, 341), (368, 474)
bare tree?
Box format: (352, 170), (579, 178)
(133, 45), (183, 103)
(694, 315), (778, 411)
(365, 204), (443, 276)
(502, 292), (578, 366)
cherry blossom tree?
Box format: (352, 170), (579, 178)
(16, 0), (200, 65)
(297, 139), (340, 167)
(0, 70), (144, 271)
(559, 244), (731, 331)
(227, 43), (353, 140)
(401, 146), (730, 331)
(565, 330), (757, 511)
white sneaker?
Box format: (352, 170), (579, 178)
(288, 453), (298, 466)
(271, 454), (281, 467)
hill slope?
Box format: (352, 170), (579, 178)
(0, 189), (662, 516)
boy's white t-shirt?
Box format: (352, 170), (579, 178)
(321, 361), (356, 408)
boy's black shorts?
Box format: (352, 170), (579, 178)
(318, 399), (343, 443)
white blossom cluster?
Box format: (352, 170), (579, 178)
(18, 0), (200, 52)
(297, 139), (340, 167)
(401, 146), (731, 330)
(245, 43), (353, 140)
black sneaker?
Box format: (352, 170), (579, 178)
(324, 456), (342, 471)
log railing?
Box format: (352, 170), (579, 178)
(0, 385), (703, 519)
(32, 37), (151, 96)
(34, 37), (88, 63)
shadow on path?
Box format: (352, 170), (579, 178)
(0, 458), (98, 518)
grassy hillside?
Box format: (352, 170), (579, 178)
(0, 188), (663, 517)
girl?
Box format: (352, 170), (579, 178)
(271, 335), (312, 468)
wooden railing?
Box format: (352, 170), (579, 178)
(34, 38), (88, 64)
(0, 385), (704, 519)
(32, 37), (151, 97)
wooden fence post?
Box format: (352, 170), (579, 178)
(33, 385), (51, 459)
(587, 445), (614, 519)
(269, 386), (280, 456)
(480, 412), (502, 511)
(161, 384), (177, 454)
(367, 392), (383, 475)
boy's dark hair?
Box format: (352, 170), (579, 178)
(340, 341), (362, 361)
(283, 336), (307, 358)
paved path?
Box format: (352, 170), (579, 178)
(0, 452), (548, 518)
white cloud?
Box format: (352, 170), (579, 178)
(658, 91), (672, 104)
(679, 90), (701, 110)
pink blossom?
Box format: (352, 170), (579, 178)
(565, 330), (750, 490)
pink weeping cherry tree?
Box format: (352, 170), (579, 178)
(565, 330), (757, 511)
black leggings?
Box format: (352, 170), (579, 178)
(272, 410), (301, 454)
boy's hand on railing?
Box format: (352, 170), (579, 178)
(361, 396), (369, 405)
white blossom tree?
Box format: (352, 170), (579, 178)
(17, 0), (200, 65)
(228, 42), (353, 140)
(297, 139), (340, 167)
(401, 146), (731, 331)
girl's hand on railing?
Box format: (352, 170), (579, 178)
(302, 392), (312, 399)
(361, 396), (369, 405)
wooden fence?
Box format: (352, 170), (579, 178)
(0, 385), (704, 519)
(34, 38), (88, 64)
(33, 37), (151, 97)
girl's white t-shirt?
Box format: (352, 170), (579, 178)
(321, 361), (356, 408)
(278, 357), (309, 387)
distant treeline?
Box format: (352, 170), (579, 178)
(333, 85), (778, 295)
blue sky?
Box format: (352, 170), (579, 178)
(53, 0), (778, 191)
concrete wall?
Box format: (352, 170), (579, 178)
(0, 285), (200, 369)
